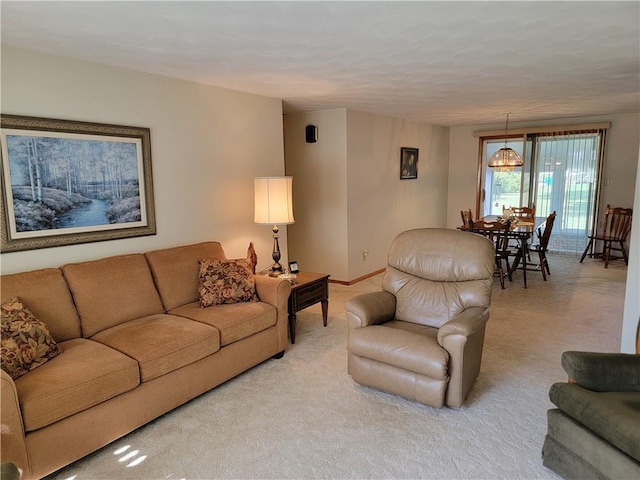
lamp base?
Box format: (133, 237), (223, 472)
(269, 225), (284, 277)
(268, 263), (285, 277)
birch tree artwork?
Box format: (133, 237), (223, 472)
(1, 116), (155, 252)
(4, 133), (143, 233)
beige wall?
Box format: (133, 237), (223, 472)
(1, 47), (287, 274)
(285, 109), (449, 283)
(446, 113), (640, 228)
(284, 109), (349, 280)
(346, 110), (449, 281)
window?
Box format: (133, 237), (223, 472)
(477, 124), (608, 255)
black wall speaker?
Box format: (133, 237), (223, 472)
(305, 124), (318, 143)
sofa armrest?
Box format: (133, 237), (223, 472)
(254, 275), (292, 310)
(254, 275), (292, 352)
(437, 306), (490, 345)
(1, 370), (29, 478)
(345, 291), (396, 331)
(561, 351), (640, 392)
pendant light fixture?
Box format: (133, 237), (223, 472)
(488, 113), (524, 168)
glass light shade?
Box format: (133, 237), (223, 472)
(488, 147), (524, 168)
(254, 177), (295, 225)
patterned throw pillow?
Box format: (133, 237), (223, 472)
(198, 258), (259, 307)
(1, 297), (62, 380)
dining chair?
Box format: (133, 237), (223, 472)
(512, 211), (556, 281)
(503, 204), (536, 256)
(580, 205), (633, 268)
(460, 208), (474, 229)
(471, 220), (512, 289)
(503, 204), (536, 222)
(515, 204), (536, 222)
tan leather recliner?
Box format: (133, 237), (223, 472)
(346, 228), (495, 408)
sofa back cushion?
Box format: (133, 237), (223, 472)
(62, 254), (165, 337)
(0, 268), (81, 342)
(145, 241), (226, 311)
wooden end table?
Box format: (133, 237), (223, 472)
(287, 272), (330, 344)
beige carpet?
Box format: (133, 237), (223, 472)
(48, 254), (627, 480)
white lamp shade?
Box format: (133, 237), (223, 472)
(254, 177), (295, 225)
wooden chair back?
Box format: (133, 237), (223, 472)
(504, 204), (536, 220)
(471, 220), (511, 288)
(460, 209), (474, 228)
(472, 220), (510, 254)
(581, 205), (633, 267)
(535, 211), (557, 251)
(602, 205), (633, 241)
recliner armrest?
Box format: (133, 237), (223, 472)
(345, 291), (396, 330)
(437, 306), (490, 345)
(561, 351), (640, 392)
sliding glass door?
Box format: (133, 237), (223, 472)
(480, 130), (605, 254)
(532, 132), (603, 253)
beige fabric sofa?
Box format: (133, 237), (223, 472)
(1, 241), (291, 479)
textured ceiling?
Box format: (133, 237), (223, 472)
(2, 1), (639, 127)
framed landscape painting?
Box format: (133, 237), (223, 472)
(0, 115), (156, 252)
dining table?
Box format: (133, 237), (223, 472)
(463, 215), (547, 288)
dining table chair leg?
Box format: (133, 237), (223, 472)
(521, 242), (528, 288)
(508, 243), (528, 288)
(538, 250), (548, 281)
(580, 238), (594, 263)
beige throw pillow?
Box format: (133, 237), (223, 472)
(1, 297), (62, 380)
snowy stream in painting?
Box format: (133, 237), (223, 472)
(56, 199), (110, 228)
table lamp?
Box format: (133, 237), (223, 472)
(254, 176), (295, 276)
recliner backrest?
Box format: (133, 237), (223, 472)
(382, 228), (495, 328)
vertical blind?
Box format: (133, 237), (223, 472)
(533, 130), (605, 254)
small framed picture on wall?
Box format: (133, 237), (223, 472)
(400, 147), (418, 180)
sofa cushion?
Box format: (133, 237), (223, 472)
(348, 325), (449, 379)
(543, 408), (640, 479)
(549, 382), (640, 462)
(198, 258), (259, 307)
(15, 338), (139, 432)
(0, 268), (82, 342)
(62, 254), (165, 337)
(145, 241), (227, 311)
(90, 314), (220, 382)
(170, 301), (276, 346)
(384, 319), (438, 339)
(1, 297), (62, 380)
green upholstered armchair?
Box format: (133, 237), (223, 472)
(542, 351), (640, 479)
